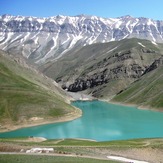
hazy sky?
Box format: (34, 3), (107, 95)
(0, 0), (162, 20)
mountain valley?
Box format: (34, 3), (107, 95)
(0, 14), (163, 124)
(39, 38), (163, 110)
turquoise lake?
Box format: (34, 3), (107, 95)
(0, 100), (163, 141)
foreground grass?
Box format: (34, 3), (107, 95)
(1, 137), (163, 148)
(40, 138), (146, 147)
(0, 138), (163, 162)
(0, 155), (119, 163)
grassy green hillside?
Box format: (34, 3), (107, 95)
(112, 66), (163, 110)
(0, 50), (79, 130)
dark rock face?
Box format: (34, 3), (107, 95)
(66, 50), (147, 92)
(67, 53), (163, 93)
(68, 70), (109, 92)
(144, 56), (163, 74)
(141, 48), (156, 53)
(67, 63), (144, 92)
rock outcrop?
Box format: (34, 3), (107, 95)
(52, 38), (163, 97)
(144, 56), (163, 74)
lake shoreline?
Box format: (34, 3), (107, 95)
(110, 101), (163, 113)
(100, 98), (163, 113)
(68, 91), (163, 112)
(0, 107), (82, 133)
(0, 98), (163, 150)
(0, 93), (162, 134)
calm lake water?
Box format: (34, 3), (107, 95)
(0, 100), (163, 141)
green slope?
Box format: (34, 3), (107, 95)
(0, 50), (78, 129)
(112, 66), (163, 110)
(0, 155), (119, 163)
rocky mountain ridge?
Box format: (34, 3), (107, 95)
(67, 54), (163, 94)
(1, 14), (163, 64)
(45, 38), (163, 98)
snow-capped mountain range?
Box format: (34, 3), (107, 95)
(0, 14), (163, 64)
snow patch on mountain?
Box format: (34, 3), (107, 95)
(138, 42), (145, 47)
(106, 46), (118, 54)
(151, 41), (158, 46)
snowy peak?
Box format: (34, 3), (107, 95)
(1, 14), (163, 64)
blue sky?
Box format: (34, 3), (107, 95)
(0, 0), (162, 20)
